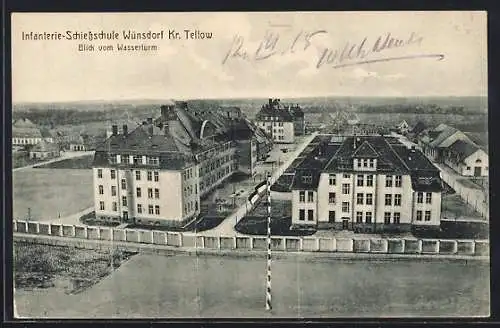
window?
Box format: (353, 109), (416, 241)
(302, 175), (312, 184)
(154, 171), (159, 182)
(416, 210), (423, 221)
(356, 193), (364, 205)
(385, 175), (393, 187)
(122, 196), (127, 207)
(384, 212), (391, 224)
(111, 186), (117, 196)
(112, 202), (117, 212)
(395, 175), (402, 187)
(308, 191), (314, 202)
(109, 154), (117, 164)
(425, 211), (431, 221)
(425, 193), (432, 204)
(136, 187), (141, 197)
(148, 188), (153, 198)
(135, 170), (141, 180)
(476, 159), (482, 163)
(363, 159), (368, 167)
(365, 211), (372, 223)
(307, 210), (314, 221)
(466, 166), (471, 170)
(366, 175), (373, 187)
(385, 194), (392, 206)
(394, 194), (402, 206)
(133, 155), (141, 164)
(417, 192), (423, 203)
(137, 204), (142, 214)
(155, 188), (160, 199)
(147, 171), (152, 181)
(343, 173), (350, 179)
(393, 212), (401, 224)
(98, 185), (104, 195)
(155, 205), (160, 215)
(122, 154), (129, 164)
(99, 201), (105, 211)
(369, 159), (374, 168)
(357, 160), (362, 168)
(148, 156), (159, 165)
(148, 205), (154, 215)
(111, 170), (116, 179)
(329, 174), (336, 186)
(342, 202), (350, 213)
(299, 209), (305, 221)
(356, 211), (363, 223)
(342, 183), (350, 194)
(329, 211), (335, 223)
(299, 191), (305, 202)
(98, 169), (103, 178)
(366, 193), (373, 205)
(357, 174), (364, 186)
(328, 192), (336, 204)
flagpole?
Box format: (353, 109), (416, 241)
(266, 173), (272, 311)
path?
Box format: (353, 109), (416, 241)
(44, 206), (94, 225)
(198, 132), (319, 237)
(13, 151), (94, 172)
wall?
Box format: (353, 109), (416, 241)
(13, 220), (488, 258)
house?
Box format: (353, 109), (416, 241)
(418, 124), (472, 163)
(255, 99), (304, 143)
(396, 120), (410, 134)
(92, 101), (272, 226)
(69, 136), (87, 151)
(290, 135), (442, 233)
(443, 140), (488, 177)
(12, 118), (43, 146)
(29, 141), (60, 160)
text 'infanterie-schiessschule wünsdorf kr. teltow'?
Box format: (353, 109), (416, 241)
(21, 29), (213, 41)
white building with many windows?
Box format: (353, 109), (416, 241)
(92, 101), (272, 227)
(290, 135), (443, 233)
(255, 99), (304, 143)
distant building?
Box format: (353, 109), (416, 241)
(443, 140), (488, 177)
(418, 124), (472, 163)
(219, 106), (243, 120)
(255, 99), (305, 143)
(12, 118), (43, 146)
(29, 141), (60, 160)
(290, 135), (443, 233)
(92, 101), (272, 226)
(396, 120), (410, 134)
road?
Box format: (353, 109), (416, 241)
(198, 132), (319, 237)
(13, 151), (94, 172)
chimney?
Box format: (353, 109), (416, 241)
(269, 98), (273, 106)
(112, 125), (118, 136)
(122, 124), (128, 136)
(147, 117), (153, 125)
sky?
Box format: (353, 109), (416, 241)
(11, 11), (487, 103)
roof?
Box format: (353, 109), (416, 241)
(411, 121), (427, 135)
(13, 127), (42, 138)
(30, 141), (59, 152)
(428, 126), (459, 147)
(351, 141), (379, 158)
(446, 139), (483, 163)
(255, 99), (303, 122)
(13, 118), (37, 128)
(93, 101), (272, 170)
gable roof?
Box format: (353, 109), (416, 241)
(429, 126), (461, 147)
(446, 139), (484, 162)
(351, 140), (379, 158)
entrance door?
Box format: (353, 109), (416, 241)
(342, 219), (349, 230)
(122, 211), (128, 222)
(474, 167), (482, 177)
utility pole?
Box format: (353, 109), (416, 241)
(265, 173), (272, 312)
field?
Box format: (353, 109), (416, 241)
(14, 243), (135, 293)
(13, 168), (94, 221)
(14, 253), (490, 318)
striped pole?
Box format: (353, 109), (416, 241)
(266, 173), (272, 311)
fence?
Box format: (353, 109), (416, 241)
(12, 220), (489, 257)
(439, 168), (488, 218)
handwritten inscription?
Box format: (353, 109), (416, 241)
(222, 25), (445, 68)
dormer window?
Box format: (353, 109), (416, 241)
(302, 175), (313, 184)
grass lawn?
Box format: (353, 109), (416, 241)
(441, 194), (482, 219)
(14, 243), (135, 293)
(13, 151), (45, 169)
(412, 221), (489, 240)
(235, 216), (315, 236)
